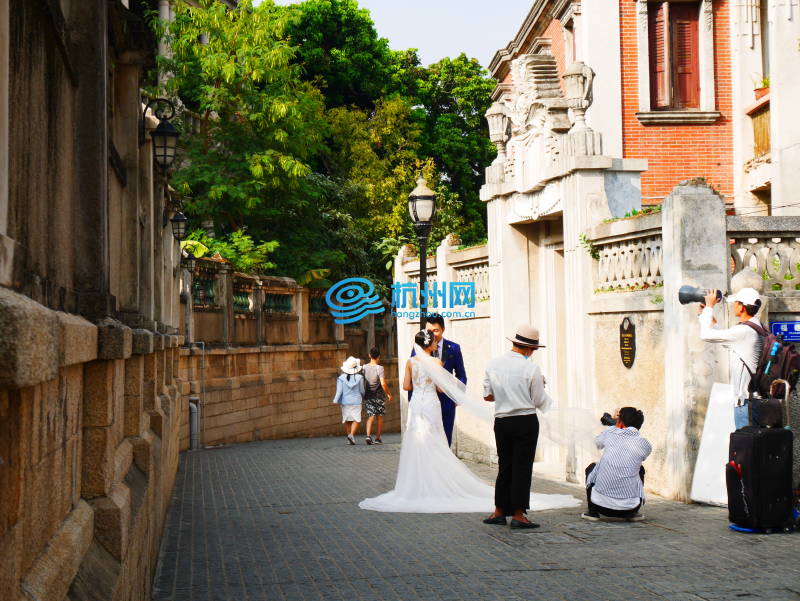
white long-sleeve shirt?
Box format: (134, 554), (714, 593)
(698, 307), (762, 401)
(483, 351), (553, 418)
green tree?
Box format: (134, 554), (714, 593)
(154, 0), (327, 231)
(412, 54), (496, 244)
(284, 0), (393, 109)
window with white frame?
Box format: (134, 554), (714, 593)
(635, 0), (721, 123)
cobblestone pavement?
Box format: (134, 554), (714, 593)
(153, 434), (800, 601)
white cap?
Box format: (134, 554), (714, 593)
(726, 287), (761, 306)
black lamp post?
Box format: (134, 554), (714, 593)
(170, 211), (188, 241)
(141, 97), (179, 171)
(408, 176), (436, 329)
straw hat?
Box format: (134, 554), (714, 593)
(340, 356), (362, 375)
(506, 325), (546, 349)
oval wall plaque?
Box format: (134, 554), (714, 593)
(620, 317), (636, 369)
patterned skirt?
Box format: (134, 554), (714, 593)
(364, 395), (386, 417)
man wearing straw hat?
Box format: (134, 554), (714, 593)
(482, 325), (552, 529)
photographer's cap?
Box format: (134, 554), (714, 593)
(726, 287), (761, 306)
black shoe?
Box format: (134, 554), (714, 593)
(482, 515), (507, 525)
(374, 438), (383, 445)
(509, 519), (540, 530)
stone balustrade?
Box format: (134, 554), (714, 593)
(727, 216), (800, 292)
(589, 213), (663, 291)
(452, 256), (490, 300)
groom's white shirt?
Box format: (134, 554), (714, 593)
(483, 351), (552, 419)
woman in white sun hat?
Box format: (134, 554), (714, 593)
(333, 356), (365, 445)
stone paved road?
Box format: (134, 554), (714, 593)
(153, 434), (800, 601)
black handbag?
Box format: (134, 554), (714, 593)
(748, 379), (788, 428)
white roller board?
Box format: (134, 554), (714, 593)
(690, 383), (736, 506)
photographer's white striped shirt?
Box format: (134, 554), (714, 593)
(587, 427), (652, 502)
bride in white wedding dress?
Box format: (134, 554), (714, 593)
(358, 330), (580, 513)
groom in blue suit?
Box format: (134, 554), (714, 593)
(410, 314), (467, 446)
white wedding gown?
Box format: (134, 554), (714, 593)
(358, 359), (580, 513)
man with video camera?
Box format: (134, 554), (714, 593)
(582, 407), (652, 521)
(697, 287), (763, 405)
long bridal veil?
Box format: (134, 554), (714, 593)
(411, 344), (601, 456)
(358, 346), (582, 513)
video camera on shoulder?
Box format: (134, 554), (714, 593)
(678, 285), (722, 305)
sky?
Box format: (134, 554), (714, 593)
(264, 0), (533, 68)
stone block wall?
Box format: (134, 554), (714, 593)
(0, 289), (182, 601)
(178, 345), (400, 449)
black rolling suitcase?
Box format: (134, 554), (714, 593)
(726, 426), (793, 530)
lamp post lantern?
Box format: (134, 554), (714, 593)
(141, 97), (180, 170)
(181, 251), (197, 273)
(170, 210), (188, 241)
(408, 176), (436, 330)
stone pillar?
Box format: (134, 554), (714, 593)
(769, 3), (800, 215)
(218, 263), (233, 348)
(579, 0), (623, 157)
(254, 283), (264, 346)
(487, 197), (533, 357)
(114, 63), (143, 316)
(182, 268), (194, 345)
(73, 1), (113, 319)
(366, 314), (375, 353)
(0, 0), (12, 287)
(661, 181), (729, 501)
(138, 118), (157, 328)
(296, 287), (309, 344)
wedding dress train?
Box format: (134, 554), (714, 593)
(358, 357), (580, 513)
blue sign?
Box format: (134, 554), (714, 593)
(771, 321), (800, 342)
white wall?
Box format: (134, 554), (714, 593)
(578, 0), (623, 157)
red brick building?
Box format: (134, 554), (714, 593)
(489, 0), (733, 204)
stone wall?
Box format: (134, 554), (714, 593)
(178, 345), (400, 449)
(0, 288), (182, 601)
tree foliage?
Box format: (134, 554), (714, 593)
(155, 0), (496, 287)
(155, 0), (327, 229)
(284, 0), (393, 109)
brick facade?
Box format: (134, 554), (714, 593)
(619, 0), (734, 203)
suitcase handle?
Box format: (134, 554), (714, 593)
(768, 379), (790, 427)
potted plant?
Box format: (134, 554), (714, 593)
(754, 76), (770, 100)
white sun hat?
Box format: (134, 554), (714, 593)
(340, 356), (362, 375)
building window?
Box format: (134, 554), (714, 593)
(635, 0), (720, 124)
(649, 2), (700, 109)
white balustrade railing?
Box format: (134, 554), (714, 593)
(596, 234), (663, 290)
(589, 214), (663, 291)
(727, 217), (800, 292)
(453, 260), (490, 299)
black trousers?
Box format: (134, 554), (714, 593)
(585, 462), (645, 518)
(494, 414), (539, 515)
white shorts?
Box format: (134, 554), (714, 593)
(341, 404), (362, 423)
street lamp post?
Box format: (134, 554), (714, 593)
(407, 177), (436, 330)
(141, 97), (180, 170)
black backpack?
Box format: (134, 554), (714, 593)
(739, 321), (800, 397)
